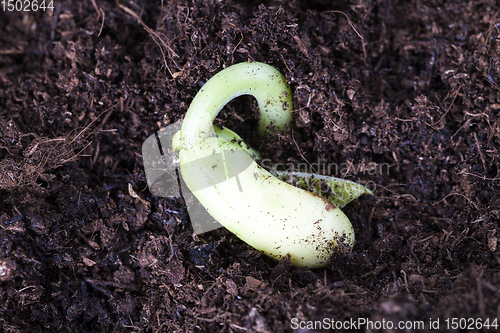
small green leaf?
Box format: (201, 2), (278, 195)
(272, 171), (373, 208)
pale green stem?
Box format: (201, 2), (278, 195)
(181, 62), (293, 148)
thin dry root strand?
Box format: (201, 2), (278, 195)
(0, 133), (90, 191)
(325, 10), (367, 61)
(116, 0), (178, 76)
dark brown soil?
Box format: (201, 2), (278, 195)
(1, 0), (500, 332)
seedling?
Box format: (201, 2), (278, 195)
(169, 62), (371, 268)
